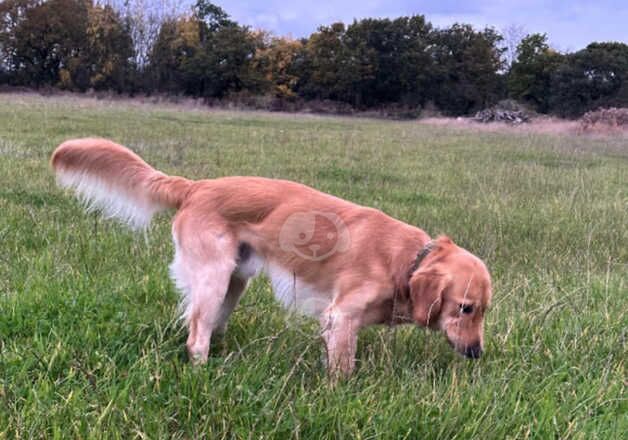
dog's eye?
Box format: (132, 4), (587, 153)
(460, 304), (474, 314)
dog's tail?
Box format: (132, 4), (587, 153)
(51, 138), (193, 230)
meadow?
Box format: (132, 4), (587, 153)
(0, 93), (626, 438)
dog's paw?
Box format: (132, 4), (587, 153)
(187, 345), (209, 365)
(190, 352), (208, 366)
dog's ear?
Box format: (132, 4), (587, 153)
(409, 271), (449, 327)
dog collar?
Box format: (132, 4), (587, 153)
(391, 240), (436, 325)
(409, 240), (435, 276)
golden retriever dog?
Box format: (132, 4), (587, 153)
(51, 138), (492, 376)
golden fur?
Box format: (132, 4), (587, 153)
(51, 138), (493, 375)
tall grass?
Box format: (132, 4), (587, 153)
(0, 93), (626, 438)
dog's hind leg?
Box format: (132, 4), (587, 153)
(170, 215), (237, 365)
(185, 263), (234, 364)
(213, 275), (248, 336)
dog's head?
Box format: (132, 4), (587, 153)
(409, 236), (492, 359)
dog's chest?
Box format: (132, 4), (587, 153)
(235, 246), (331, 317)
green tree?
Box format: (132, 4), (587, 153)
(299, 17), (434, 108)
(182, 24), (260, 98)
(0, 0), (135, 91)
(194, 0), (235, 32)
(148, 2), (260, 98)
(549, 42), (628, 117)
(298, 23), (348, 101)
(0, 0), (89, 88)
(428, 24), (505, 115)
(507, 33), (564, 113)
(342, 16), (433, 107)
(148, 17), (201, 93)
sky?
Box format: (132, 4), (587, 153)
(218, 0), (628, 52)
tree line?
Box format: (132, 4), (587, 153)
(1, 0), (626, 117)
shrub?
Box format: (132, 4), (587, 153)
(580, 107), (628, 131)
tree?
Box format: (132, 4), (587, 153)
(0, 0), (135, 91)
(251, 34), (304, 98)
(2, 1), (623, 118)
(193, 0), (235, 32)
(507, 33), (564, 113)
(298, 22), (348, 101)
(0, 0), (89, 88)
(501, 24), (526, 68)
(148, 2), (260, 98)
(185, 1), (260, 98)
(549, 42), (628, 117)
(182, 24), (260, 97)
(342, 16), (433, 107)
(299, 16), (434, 108)
(428, 24), (506, 115)
(82, 3), (135, 91)
(148, 16), (201, 93)
(120, 0), (186, 70)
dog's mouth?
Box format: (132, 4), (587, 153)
(441, 321), (483, 359)
(443, 333), (483, 359)
(449, 341), (483, 359)
(460, 344), (483, 359)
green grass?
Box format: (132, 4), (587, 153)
(0, 93), (626, 439)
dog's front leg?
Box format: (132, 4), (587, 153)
(320, 308), (359, 378)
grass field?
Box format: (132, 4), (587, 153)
(0, 93), (626, 438)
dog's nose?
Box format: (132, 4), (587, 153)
(463, 344), (483, 359)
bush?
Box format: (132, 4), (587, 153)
(580, 107), (628, 131)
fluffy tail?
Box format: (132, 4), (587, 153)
(51, 138), (193, 229)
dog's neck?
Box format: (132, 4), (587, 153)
(407, 240), (435, 279)
(387, 239), (435, 325)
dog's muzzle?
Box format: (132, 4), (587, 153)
(462, 344), (483, 359)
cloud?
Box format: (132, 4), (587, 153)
(219, 0), (627, 50)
